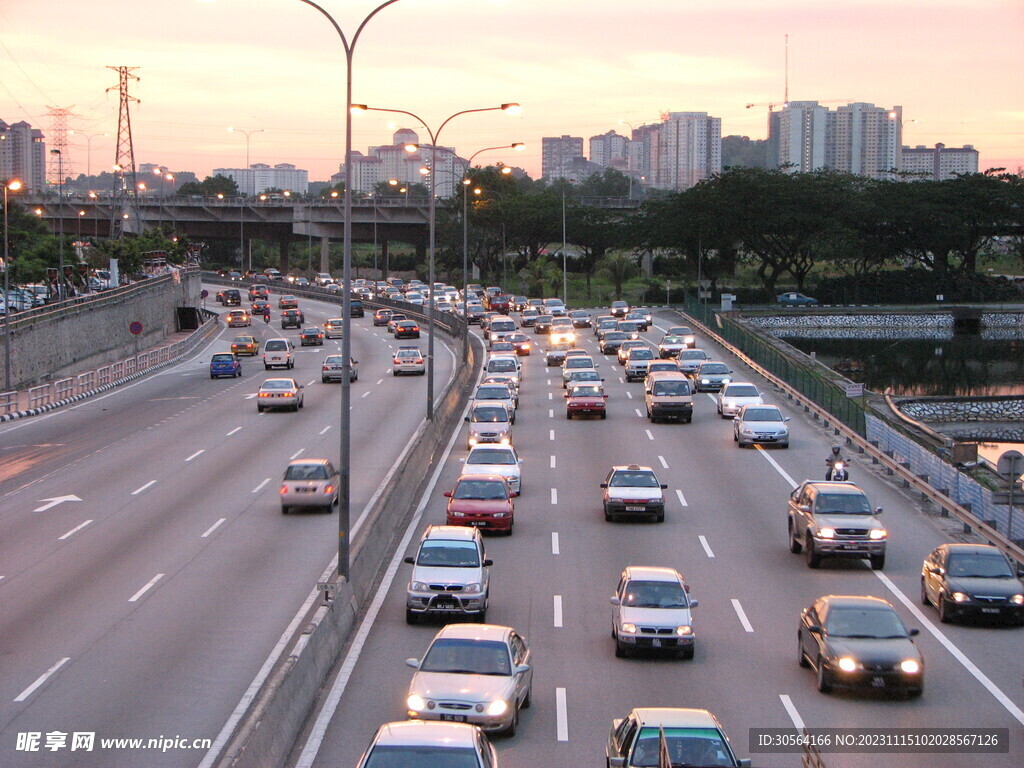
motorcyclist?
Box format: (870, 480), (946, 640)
(825, 444), (847, 480)
(263, 306), (271, 324)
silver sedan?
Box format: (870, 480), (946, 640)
(280, 459), (339, 513)
(256, 378), (304, 412)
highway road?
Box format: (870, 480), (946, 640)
(295, 308), (1024, 768)
(0, 289), (456, 768)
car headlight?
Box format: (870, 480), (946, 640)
(468, 437), (478, 445)
(500, 437), (511, 445)
(837, 657), (858, 673)
(410, 581), (429, 591)
(1011, 594), (1024, 605)
(868, 529), (887, 540)
(407, 694), (428, 711)
(620, 622), (637, 634)
(684, 336), (694, 344)
(740, 428), (755, 436)
(449, 510), (466, 517)
(486, 699), (509, 716)
(464, 583), (482, 593)
(899, 659), (921, 674)
(951, 591), (970, 602)
(818, 527), (836, 539)
(721, 377), (731, 384)
(701, 378), (710, 384)
(675, 625), (693, 636)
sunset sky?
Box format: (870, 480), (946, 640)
(2, 0), (1022, 183)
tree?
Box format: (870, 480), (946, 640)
(176, 174), (239, 197)
(596, 252), (639, 298)
(566, 205), (624, 298)
(520, 256), (560, 296)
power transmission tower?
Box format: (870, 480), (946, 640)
(106, 66), (140, 238)
(45, 106), (77, 185)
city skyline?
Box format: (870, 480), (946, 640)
(1, 0), (1021, 183)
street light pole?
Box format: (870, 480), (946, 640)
(50, 150), (66, 299)
(294, 0), (404, 583)
(228, 127), (264, 272)
(3, 180), (23, 391)
(353, 102), (520, 419)
(561, 190), (567, 302)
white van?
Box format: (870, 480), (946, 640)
(263, 338), (295, 370)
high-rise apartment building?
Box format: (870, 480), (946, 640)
(339, 129), (462, 197)
(212, 163), (310, 195)
(628, 124), (661, 186)
(542, 135), (584, 180)
(900, 143), (979, 180)
(0, 119), (47, 191)
(653, 112), (721, 190)
(774, 101), (829, 173)
(589, 130), (629, 169)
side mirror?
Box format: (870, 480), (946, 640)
(738, 760), (752, 768)
(512, 491), (520, 498)
(600, 483), (608, 488)
(464, 416), (470, 422)
(688, 599), (699, 609)
(518, 458), (524, 464)
(482, 558), (493, 567)
(807, 625), (823, 635)
(928, 566), (943, 576)
(514, 664), (531, 675)
(403, 556), (415, 565)
(443, 490), (453, 498)
(661, 484), (668, 489)
(784, 416), (791, 422)
(875, 507), (884, 515)
(610, 596), (621, 606)
(908, 628), (920, 637)
(405, 658), (421, 669)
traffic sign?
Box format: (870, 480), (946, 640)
(844, 383), (865, 398)
(200, 289), (209, 299)
(129, 321), (143, 335)
(997, 450), (1024, 480)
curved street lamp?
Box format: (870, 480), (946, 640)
(352, 102), (520, 419)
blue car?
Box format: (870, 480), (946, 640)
(210, 353), (242, 378)
(777, 292), (819, 307)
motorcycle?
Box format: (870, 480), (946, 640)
(826, 459), (849, 482)
(263, 313), (271, 324)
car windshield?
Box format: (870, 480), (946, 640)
(233, 337), (253, 344)
(361, 745), (480, 768)
(604, 332), (626, 341)
(623, 580), (688, 608)
(630, 349), (655, 360)
(632, 728), (731, 768)
(262, 380), (293, 390)
(947, 553), (1014, 578)
(476, 387), (509, 400)
(569, 371), (600, 382)
(453, 480), (508, 500)
(662, 336), (685, 344)
(566, 358), (593, 369)
(825, 607), (907, 639)
(468, 449), (515, 465)
(417, 540), (480, 568)
(212, 354), (234, 362)
(815, 493), (872, 515)
(471, 408), (508, 423)
(619, 323), (641, 331)
(488, 360), (517, 372)
(652, 381), (690, 396)
(571, 385), (603, 398)
(742, 408), (782, 422)
(701, 364), (729, 374)
(724, 385), (759, 398)
(610, 471), (659, 488)
(420, 638), (512, 676)
(324, 356), (344, 364)
(680, 350), (707, 360)
(285, 464), (329, 481)
(265, 341), (287, 351)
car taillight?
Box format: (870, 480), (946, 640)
(324, 485), (335, 494)
(280, 485), (288, 495)
(322, 365), (329, 371)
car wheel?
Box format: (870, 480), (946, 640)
(322, 378), (329, 384)
(281, 506), (289, 515)
(210, 374), (216, 379)
(566, 412), (572, 420)
(733, 432), (738, 442)
(257, 406), (265, 413)
(521, 685), (531, 709)
(870, 554), (885, 570)
(905, 686), (923, 699)
(789, 522), (803, 553)
(603, 504), (612, 522)
(680, 644), (694, 661)
(405, 609), (419, 625)
(805, 537), (821, 568)
(938, 594), (952, 623)
(353, 372), (358, 381)
(236, 370), (242, 378)
(920, 579), (931, 606)
(816, 658), (833, 693)
(600, 412), (607, 420)
(475, 608), (487, 624)
(504, 704), (518, 737)
(614, 638), (627, 658)
(264, 365), (271, 370)
(655, 512), (665, 523)
(798, 633), (810, 668)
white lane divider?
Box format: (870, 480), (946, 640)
(361, 391), (370, 398)
(58, 520), (93, 540)
(244, 394), (258, 400)
(553, 595), (563, 628)
(547, 379), (552, 386)
(618, 377), (624, 384)
(658, 455), (669, 469)
(252, 478), (270, 493)
(226, 427), (242, 436)
(754, 446), (798, 488)
(675, 489), (688, 507)
(874, 571), (1024, 726)
(698, 535), (715, 558)
(549, 409), (554, 418)
(555, 687), (569, 741)
(626, 391), (633, 399)
(549, 429), (555, 441)
(551, 532), (560, 555)
(202, 518), (227, 538)
(131, 480), (156, 496)
(14, 657), (71, 702)
(635, 408), (643, 418)
(129, 573), (165, 603)
(376, 378), (384, 385)
(550, 455), (556, 469)
(290, 449), (305, 460)
(551, 488), (558, 505)
(185, 449), (205, 462)
(644, 429), (654, 440)
(731, 598), (754, 633)
(779, 694), (806, 730)
(319, 426), (331, 435)
(548, 392), (552, 400)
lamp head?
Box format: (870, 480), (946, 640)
(404, 143), (419, 154)
(512, 142), (525, 151)
(6, 180), (23, 192)
(350, 104), (368, 113)
(500, 103), (521, 115)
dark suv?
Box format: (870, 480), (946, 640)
(221, 289), (241, 306)
(281, 308), (305, 329)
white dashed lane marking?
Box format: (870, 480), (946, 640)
(644, 429), (654, 440)
(675, 489), (688, 507)
(551, 532), (560, 555)
(129, 573), (165, 603)
(698, 535), (714, 558)
(731, 599), (754, 632)
(658, 455), (668, 469)
(131, 480), (156, 496)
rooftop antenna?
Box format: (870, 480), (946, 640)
(784, 33), (789, 104)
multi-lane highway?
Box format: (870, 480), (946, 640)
(295, 309), (1023, 768)
(0, 290), (456, 768)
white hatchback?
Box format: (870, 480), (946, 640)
(463, 445), (522, 495)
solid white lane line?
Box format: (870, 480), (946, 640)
(658, 455), (669, 469)
(779, 694), (806, 730)
(644, 429), (654, 440)
(58, 520), (93, 540)
(14, 657), (71, 702)
(551, 488), (558, 505)
(874, 571), (1024, 726)
(549, 429), (555, 441)
(226, 427), (242, 436)
(698, 535), (715, 558)
(555, 687), (568, 741)
(551, 532), (560, 555)
(675, 489), (688, 507)
(252, 478), (270, 493)
(361, 391), (370, 398)
(290, 449), (305, 460)
(185, 449), (205, 462)
(754, 446), (798, 488)
(626, 391), (633, 399)
(131, 480), (156, 496)
(553, 595), (563, 628)
(319, 426), (331, 435)
(705, 393), (717, 403)
(202, 518), (227, 538)
(129, 573), (164, 603)
(731, 599), (754, 632)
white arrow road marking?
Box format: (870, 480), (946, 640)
(14, 658), (71, 702)
(33, 495), (82, 512)
(58, 520), (93, 540)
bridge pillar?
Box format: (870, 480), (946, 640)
(278, 237), (291, 275)
(320, 237), (331, 275)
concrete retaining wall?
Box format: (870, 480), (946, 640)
(0, 269), (202, 390)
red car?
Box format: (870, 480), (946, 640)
(444, 474), (514, 535)
(505, 332), (532, 356)
(565, 382), (607, 420)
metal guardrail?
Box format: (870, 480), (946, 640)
(678, 302), (1024, 569)
(0, 391), (16, 414)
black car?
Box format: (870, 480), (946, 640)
(221, 289), (241, 306)
(568, 309), (592, 328)
(921, 543), (1024, 625)
(299, 327), (324, 346)
(394, 320), (421, 339)
(350, 299), (364, 317)
(798, 595), (923, 698)
(599, 331), (628, 354)
(534, 315), (554, 334)
(281, 309), (304, 329)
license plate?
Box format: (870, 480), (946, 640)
(468, 521), (486, 527)
(440, 714), (467, 722)
(296, 487), (315, 493)
(651, 638), (661, 648)
(871, 676), (886, 687)
(981, 608), (1000, 614)
(626, 506), (646, 512)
